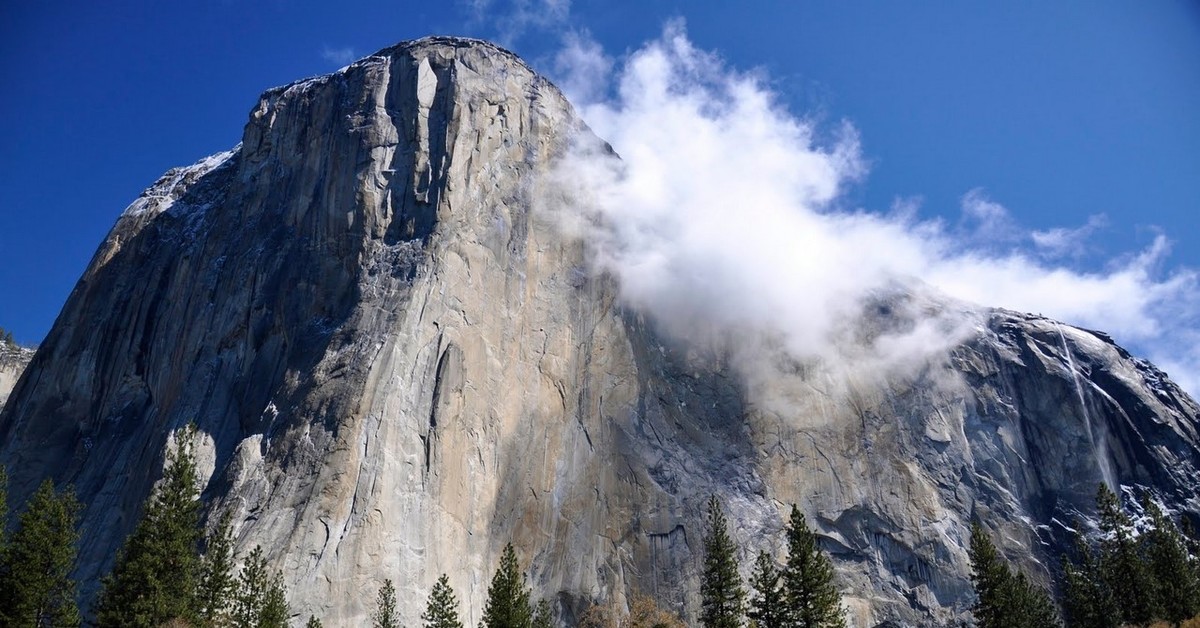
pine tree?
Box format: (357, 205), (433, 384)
(423, 573), (464, 628)
(968, 521), (1060, 628)
(306, 615), (324, 628)
(95, 426), (205, 627)
(232, 545), (268, 626)
(1181, 517), (1200, 615)
(260, 570), (290, 628)
(373, 578), (400, 628)
(1010, 571), (1060, 628)
(780, 506), (845, 628)
(0, 465), (7, 549)
(199, 511), (236, 624)
(969, 521), (1012, 628)
(1060, 529), (1119, 628)
(1095, 484), (1160, 626)
(0, 464), (7, 621)
(747, 551), (786, 628)
(482, 543), (533, 628)
(701, 495), (745, 628)
(532, 599), (553, 628)
(1141, 495), (1199, 626)
(0, 478), (82, 627)
(232, 545), (290, 628)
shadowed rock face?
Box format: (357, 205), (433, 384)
(1, 37), (1198, 627)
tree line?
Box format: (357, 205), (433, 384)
(6, 422), (1200, 628)
(969, 483), (1200, 628)
(0, 427), (290, 627)
(695, 494), (846, 628)
(451, 494), (850, 628)
(0, 425), (849, 628)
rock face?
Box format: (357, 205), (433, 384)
(0, 341), (34, 410)
(1, 37), (1199, 627)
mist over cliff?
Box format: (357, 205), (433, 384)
(543, 24), (1200, 397)
(0, 36), (1198, 628)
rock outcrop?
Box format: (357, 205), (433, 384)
(1, 37), (1198, 627)
(0, 341), (33, 410)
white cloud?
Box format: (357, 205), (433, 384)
(960, 187), (1021, 246)
(1031, 214), (1108, 259)
(464, 0), (571, 46)
(320, 46), (356, 67)
(539, 24), (1200, 398)
(553, 31), (612, 106)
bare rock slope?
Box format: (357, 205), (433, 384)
(2, 38), (1199, 627)
(0, 341), (33, 410)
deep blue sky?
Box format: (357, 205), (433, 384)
(1, 1), (1198, 346)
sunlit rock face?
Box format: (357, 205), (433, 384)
(1, 37), (1198, 627)
(0, 342), (33, 410)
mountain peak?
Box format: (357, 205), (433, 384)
(263, 35), (547, 103)
(1, 36), (1198, 628)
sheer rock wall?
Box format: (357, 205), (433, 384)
(2, 38), (1198, 627)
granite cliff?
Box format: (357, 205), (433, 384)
(0, 341), (33, 410)
(1, 37), (1198, 627)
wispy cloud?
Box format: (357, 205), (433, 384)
(540, 23), (1200, 397)
(1031, 214), (1108, 259)
(552, 31), (611, 105)
(463, 0), (571, 46)
(320, 45), (356, 67)
(960, 187), (1022, 247)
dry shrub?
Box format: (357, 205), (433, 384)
(1149, 618), (1200, 628)
(579, 593), (686, 628)
(627, 593), (686, 628)
(579, 600), (620, 628)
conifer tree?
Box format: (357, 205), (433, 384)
(482, 543), (533, 628)
(1141, 495), (1199, 626)
(1060, 530), (1119, 628)
(747, 551), (786, 628)
(260, 569), (290, 628)
(0, 465), (7, 549)
(306, 615), (324, 628)
(373, 578), (400, 628)
(1095, 484), (1159, 626)
(95, 426), (204, 627)
(1181, 517), (1200, 614)
(423, 573), (464, 628)
(1010, 571), (1060, 628)
(781, 505), (845, 628)
(232, 545), (290, 628)
(968, 521), (1060, 628)
(531, 599), (553, 628)
(199, 511), (236, 624)
(701, 494), (746, 628)
(969, 521), (1012, 628)
(0, 464), (7, 623)
(232, 545), (269, 626)
(0, 478), (82, 628)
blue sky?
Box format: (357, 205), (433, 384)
(1, 1), (1198, 384)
